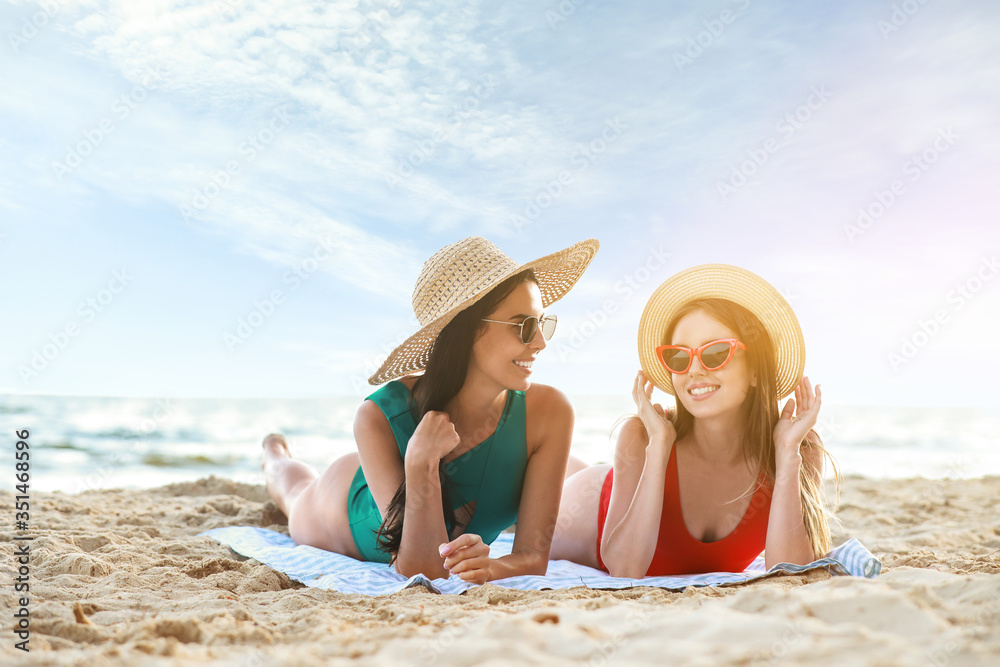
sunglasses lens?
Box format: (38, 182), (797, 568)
(662, 349), (690, 373)
(520, 317), (539, 344)
(701, 342), (733, 369)
(539, 316), (557, 341)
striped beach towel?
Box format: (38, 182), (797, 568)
(201, 527), (881, 596)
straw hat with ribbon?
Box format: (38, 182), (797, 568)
(368, 236), (600, 385)
(637, 264), (805, 399)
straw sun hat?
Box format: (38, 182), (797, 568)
(368, 236), (600, 385)
(637, 264), (806, 399)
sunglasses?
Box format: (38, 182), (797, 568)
(481, 315), (557, 344)
(655, 338), (747, 374)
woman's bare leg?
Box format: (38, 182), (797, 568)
(504, 455), (592, 536)
(262, 433), (364, 559)
(549, 463), (611, 568)
(262, 434), (317, 515)
(565, 454), (588, 479)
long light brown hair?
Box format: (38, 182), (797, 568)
(663, 298), (838, 557)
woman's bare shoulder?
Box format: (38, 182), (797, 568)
(523, 384), (574, 455)
(524, 382), (571, 410)
(353, 384), (400, 438)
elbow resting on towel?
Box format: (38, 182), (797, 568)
(605, 562), (648, 580)
(394, 558), (449, 580)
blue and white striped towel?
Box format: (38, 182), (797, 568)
(201, 526), (881, 595)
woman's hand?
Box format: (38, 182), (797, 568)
(632, 370), (676, 451)
(773, 376), (822, 459)
(439, 534), (492, 584)
(405, 410), (461, 467)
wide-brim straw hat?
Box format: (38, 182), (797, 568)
(637, 264), (805, 399)
(369, 236), (600, 385)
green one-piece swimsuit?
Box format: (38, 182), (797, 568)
(346, 380), (528, 563)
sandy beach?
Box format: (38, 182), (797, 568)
(2, 475), (998, 666)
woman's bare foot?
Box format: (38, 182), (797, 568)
(262, 434), (291, 507)
(261, 433), (321, 517)
(262, 433), (291, 464)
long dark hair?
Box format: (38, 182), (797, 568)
(375, 268), (538, 559)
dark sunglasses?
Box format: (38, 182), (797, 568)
(481, 315), (557, 344)
(655, 338), (747, 373)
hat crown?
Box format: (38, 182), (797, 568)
(412, 237), (519, 326)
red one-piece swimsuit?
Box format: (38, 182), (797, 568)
(596, 445), (774, 576)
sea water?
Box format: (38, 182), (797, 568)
(1, 395), (997, 493)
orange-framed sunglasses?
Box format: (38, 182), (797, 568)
(655, 338), (747, 374)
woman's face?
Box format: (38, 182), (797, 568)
(669, 308), (755, 418)
(468, 280), (547, 392)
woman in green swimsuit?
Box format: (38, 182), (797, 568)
(262, 236), (599, 584)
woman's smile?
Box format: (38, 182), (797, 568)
(687, 382), (720, 399)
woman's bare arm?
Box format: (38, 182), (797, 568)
(352, 400), (452, 577)
(765, 379), (824, 568)
(491, 384), (574, 579)
(599, 416), (672, 578)
(599, 372), (677, 578)
(764, 441), (822, 567)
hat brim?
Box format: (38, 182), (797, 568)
(368, 238), (600, 385)
(637, 264), (805, 399)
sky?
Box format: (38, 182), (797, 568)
(0, 0), (998, 407)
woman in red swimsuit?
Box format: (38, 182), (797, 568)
(550, 264), (836, 578)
